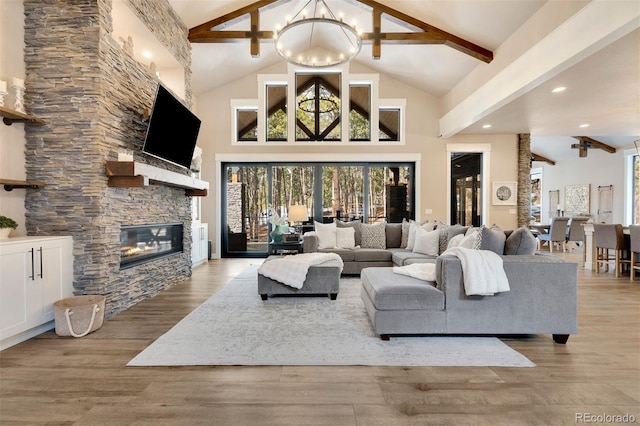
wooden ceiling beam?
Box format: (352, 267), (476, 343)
(189, 0), (494, 63)
(531, 153), (556, 166)
(354, 0), (493, 63)
(188, 0), (280, 40)
(571, 136), (617, 153)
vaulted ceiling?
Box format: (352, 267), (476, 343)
(165, 0), (639, 159)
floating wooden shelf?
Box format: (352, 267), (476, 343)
(0, 179), (45, 191)
(105, 161), (209, 196)
(0, 106), (45, 126)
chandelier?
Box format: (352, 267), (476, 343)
(274, 0), (362, 68)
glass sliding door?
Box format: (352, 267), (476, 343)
(272, 165), (315, 229)
(368, 165), (412, 223)
(224, 165), (269, 257)
(321, 166), (364, 222)
(222, 161), (415, 257)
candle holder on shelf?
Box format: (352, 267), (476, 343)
(12, 78), (25, 113)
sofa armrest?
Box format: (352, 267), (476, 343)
(302, 231), (319, 253)
(435, 253), (578, 335)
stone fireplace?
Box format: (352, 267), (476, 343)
(22, 0), (196, 317)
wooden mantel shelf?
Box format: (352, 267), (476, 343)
(0, 179), (45, 191)
(0, 106), (46, 126)
(106, 161), (209, 196)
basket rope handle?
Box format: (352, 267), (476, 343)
(64, 304), (100, 338)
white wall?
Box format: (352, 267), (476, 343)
(0, 0), (27, 237)
(535, 149), (625, 224)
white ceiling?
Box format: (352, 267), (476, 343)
(165, 0), (639, 160)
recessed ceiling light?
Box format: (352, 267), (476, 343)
(482, 124), (492, 129)
(551, 86), (566, 93)
(142, 50), (152, 58)
(579, 124), (590, 128)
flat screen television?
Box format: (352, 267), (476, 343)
(142, 84), (201, 170)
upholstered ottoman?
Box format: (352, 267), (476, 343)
(360, 267), (445, 340)
(258, 255), (341, 300)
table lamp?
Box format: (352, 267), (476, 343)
(288, 205), (309, 233)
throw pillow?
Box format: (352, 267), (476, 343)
(412, 227), (440, 256)
(473, 225), (506, 255)
(400, 218), (410, 248)
(336, 226), (356, 249)
(385, 223), (403, 248)
(406, 221), (419, 251)
(314, 221), (337, 249)
(458, 230), (479, 249)
(447, 233), (465, 250)
(336, 219), (362, 247)
(504, 226), (537, 255)
(361, 221), (386, 249)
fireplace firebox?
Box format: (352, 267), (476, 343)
(120, 223), (183, 269)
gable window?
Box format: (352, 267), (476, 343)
(296, 73), (341, 142)
(266, 84), (287, 142)
(349, 83), (371, 141)
(379, 107), (401, 142)
(232, 69), (404, 144)
(236, 107), (258, 142)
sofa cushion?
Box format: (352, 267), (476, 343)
(413, 227), (440, 256)
(336, 219), (362, 246)
(361, 221), (386, 249)
(319, 247), (355, 262)
(504, 226), (537, 255)
(385, 223), (402, 248)
(314, 221), (337, 249)
(440, 225), (469, 254)
(474, 225), (506, 255)
(336, 226), (356, 249)
(361, 268), (444, 311)
(391, 249), (435, 266)
(354, 248), (392, 262)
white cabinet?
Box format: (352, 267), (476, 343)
(191, 223), (208, 267)
(0, 236), (73, 350)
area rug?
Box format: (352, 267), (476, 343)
(128, 266), (535, 367)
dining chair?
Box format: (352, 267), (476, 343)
(537, 216), (570, 253)
(566, 216), (590, 256)
(629, 225), (640, 281)
(593, 224), (629, 278)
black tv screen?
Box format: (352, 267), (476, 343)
(142, 84), (201, 169)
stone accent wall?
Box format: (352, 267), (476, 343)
(517, 133), (532, 228)
(23, 0), (194, 317)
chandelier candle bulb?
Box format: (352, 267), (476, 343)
(0, 80), (6, 92)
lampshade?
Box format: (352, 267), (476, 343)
(274, 0), (362, 68)
(288, 205), (309, 223)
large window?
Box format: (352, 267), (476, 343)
(233, 71), (404, 144)
(222, 162), (415, 256)
(296, 73), (341, 141)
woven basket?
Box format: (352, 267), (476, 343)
(53, 295), (106, 338)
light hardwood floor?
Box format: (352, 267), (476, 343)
(1, 252), (639, 425)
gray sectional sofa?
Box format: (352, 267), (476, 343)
(303, 220), (578, 343)
(360, 253), (578, 343)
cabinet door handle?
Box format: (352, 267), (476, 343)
(38, 247), (43, 278)
(29, 248), (35, 280)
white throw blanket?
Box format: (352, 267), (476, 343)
(257, 253), (344, 289)
(442, 247), (510, 296)
(393, 263), (436, 282)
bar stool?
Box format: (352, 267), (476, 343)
(629, 225), (640, 281)
(593, 224), (629, 278)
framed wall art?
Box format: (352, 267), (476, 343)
(492, 181), (517, 205)
(564, 184), (590, 215)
